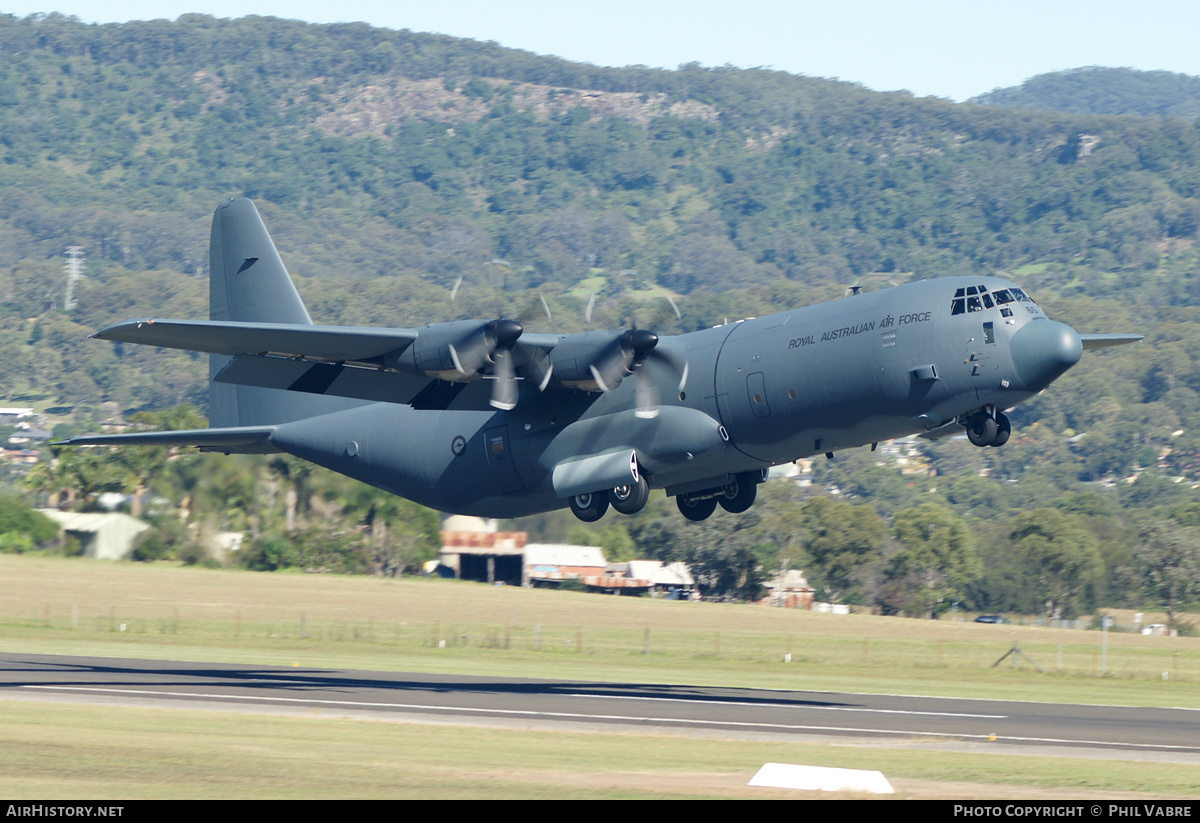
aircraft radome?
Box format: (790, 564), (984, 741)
(57, 199), (1142, 522)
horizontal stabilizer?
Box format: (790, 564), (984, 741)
(93, 319), (418, 363)
(53, 426), (279, 454)
(1079, 334), (1143, 350)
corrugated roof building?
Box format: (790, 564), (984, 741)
(38, 510), (151, 561)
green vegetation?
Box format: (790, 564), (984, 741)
(3, 554), (1198, 706)
(2, 553), (1199, 798)
(1, 700), (1197, 799)
(2, 14), (1200, 621)
(0, 495), (58, 551)
(972, 66), (1200, 119)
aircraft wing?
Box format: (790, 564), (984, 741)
(52, 426), (280, 454)
(95, 318), (564, 411)
(1079, 334), (1143, 350)
(93, 319), (418, 363)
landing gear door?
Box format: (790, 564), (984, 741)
(485, 425), (525, 494)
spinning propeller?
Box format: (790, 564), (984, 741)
(446, 318), (524, 411)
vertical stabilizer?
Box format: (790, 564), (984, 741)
(208, 199), (357, 426)
(210, 197), (312, 327)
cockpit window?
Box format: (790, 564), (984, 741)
(950, 284), (1036, 316)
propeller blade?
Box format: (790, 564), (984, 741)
(653, 349), (688, 393)
(513, 342), (554, 392)
(634, 367), (659, 419)
(588, 363), (612, 393)
(490, 349), (517, 410)
(448, 343), (467, 377)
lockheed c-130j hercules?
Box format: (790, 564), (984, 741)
(57, 198), (1142, 522)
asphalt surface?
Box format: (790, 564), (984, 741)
(3, 652), (1198, 760)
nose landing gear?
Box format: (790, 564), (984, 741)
(966, 408), (1010, 448)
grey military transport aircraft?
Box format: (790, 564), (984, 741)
(57, 198), (1142, 522)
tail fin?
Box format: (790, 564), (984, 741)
(208, 199), (357, 426)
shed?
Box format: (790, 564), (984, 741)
(523, 544), (607, 586)
(39, 510), (151, 560)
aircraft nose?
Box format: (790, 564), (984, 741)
(1009, 320), (1082, 391)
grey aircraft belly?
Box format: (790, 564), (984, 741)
(57, 198), (1142, 522)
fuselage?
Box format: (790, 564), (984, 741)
(269, 275), (1078, 517)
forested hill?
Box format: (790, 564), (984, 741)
(971, 67), (1200, 120)
(2, 13), (1198, 295)
(2, 12), (1200, 494)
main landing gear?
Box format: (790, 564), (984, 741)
(568, 469), (652, 522)
(966, 408), (1011, 448)
(569, 469), (764, 523)
(675, 472), (761, 522)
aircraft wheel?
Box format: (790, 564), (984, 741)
(718, 473), (758, 513)
(966, 412), (998, 447)
(989, 412), (1011, 447)
(610, 474), (650, 515)
(569, 492), (609, 522)
(677, 494), (717, 522)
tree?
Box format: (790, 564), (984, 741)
(798, 496), (885, 603)
(886, 503), (980, 618)
(1136, 520), (1200, 634)
(1009, 509), (1103, 620)
(0, 496), (60, 552)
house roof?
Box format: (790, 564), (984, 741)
(628, 560), (695, 586)
(523, 544), (606, 568)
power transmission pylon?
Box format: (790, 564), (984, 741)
(63, 246), (85, 311)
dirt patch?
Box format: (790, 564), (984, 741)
(312, 77), (720, 138)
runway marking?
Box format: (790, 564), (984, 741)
(569, 693), (1005, 719)
(19, 685), (1200, 752)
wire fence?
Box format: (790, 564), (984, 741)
(6, 601), (1199, 683)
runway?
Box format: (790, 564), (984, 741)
(3, 652), (1198, 760)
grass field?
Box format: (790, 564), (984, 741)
(2, 554), (1199, 798)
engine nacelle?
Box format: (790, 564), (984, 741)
(385, 319), (521, 382)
